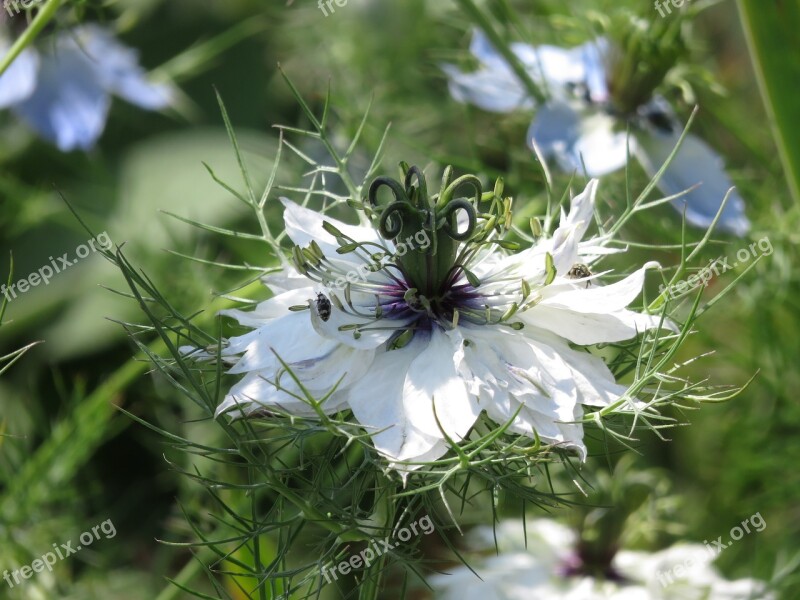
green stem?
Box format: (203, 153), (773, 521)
(0, 0), (63, 76)
(251, 466), (269, 600)
(453, 0), (547, 105)
(154, 550), (209, 600)
(357, 478), (397, 600)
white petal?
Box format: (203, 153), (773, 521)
(219, 286), (315, 328)
(540, 262), (659, 313)
(178, 345), (220, 361)
(572, 112), (630, 177)
(216, 348), (363, 419)
(471, 28), (594, 94)
(509, 337), (587, 451)
(560, 178), (599, 243)
(469, 518), (576, 556)
(403, 328), (480, 441)
(530, 105), (628, 177)
(521, 305), (671, 345)
(453, 326), (586, 454)
(518, 260), (678, 345)
(263, 268), (315, 293)
(281, 198), (385, 259)
(226, 310), (338, 374)
(540, 179), (600, 275)
(530, 331), (629, 408)
(431, 553), (552, 600)
(344, 336), (448, 463)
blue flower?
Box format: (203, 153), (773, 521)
(443, 30), (750, 236)
(0, 25), (173, 151)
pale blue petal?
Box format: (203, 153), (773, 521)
(580, 38), (609, 103)
(635, 126), (750, 236)
(471, 28), (582, 86)
(510, 43), (585, 94)
(0, 44), (39, 108)
(442, 63), (532, 113)
(469, 28), (513, 74)
(64, 25), (172, 109)
(464, 30), (611, 106)
(527, 102), (580, 165)
(468, 29), (586, 100)
(12, 43), (111, 151)
(528, 104), (628, 177)
(571, 111), (629, 177)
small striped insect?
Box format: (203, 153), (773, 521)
(315, 292), (332, 322)
(567, 263), (593, 288)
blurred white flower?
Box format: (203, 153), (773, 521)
(431, 519), (773, 599)
(443, 30), (750, 236)
(0, 24), (173, 151)
(185, 172), (672, 474)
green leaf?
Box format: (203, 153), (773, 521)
(738, 0), (800, 205)
(4, 129), (273, 359)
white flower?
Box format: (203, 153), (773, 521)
(186, 172), (672, 474)
(431, 519), (774, 600)
(443, 30), (750, 236)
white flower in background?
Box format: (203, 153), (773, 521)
(0, 24), (173, 151)
(443, 30), (750, 236)
(431, 519), (774, 599)
(185, 168), (673, 473)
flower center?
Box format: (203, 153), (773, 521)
(292, 165), (538, 343)
(367, 165), (480, 295)
(365, 165), (521, 329)
(399, 276), (484, 326)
